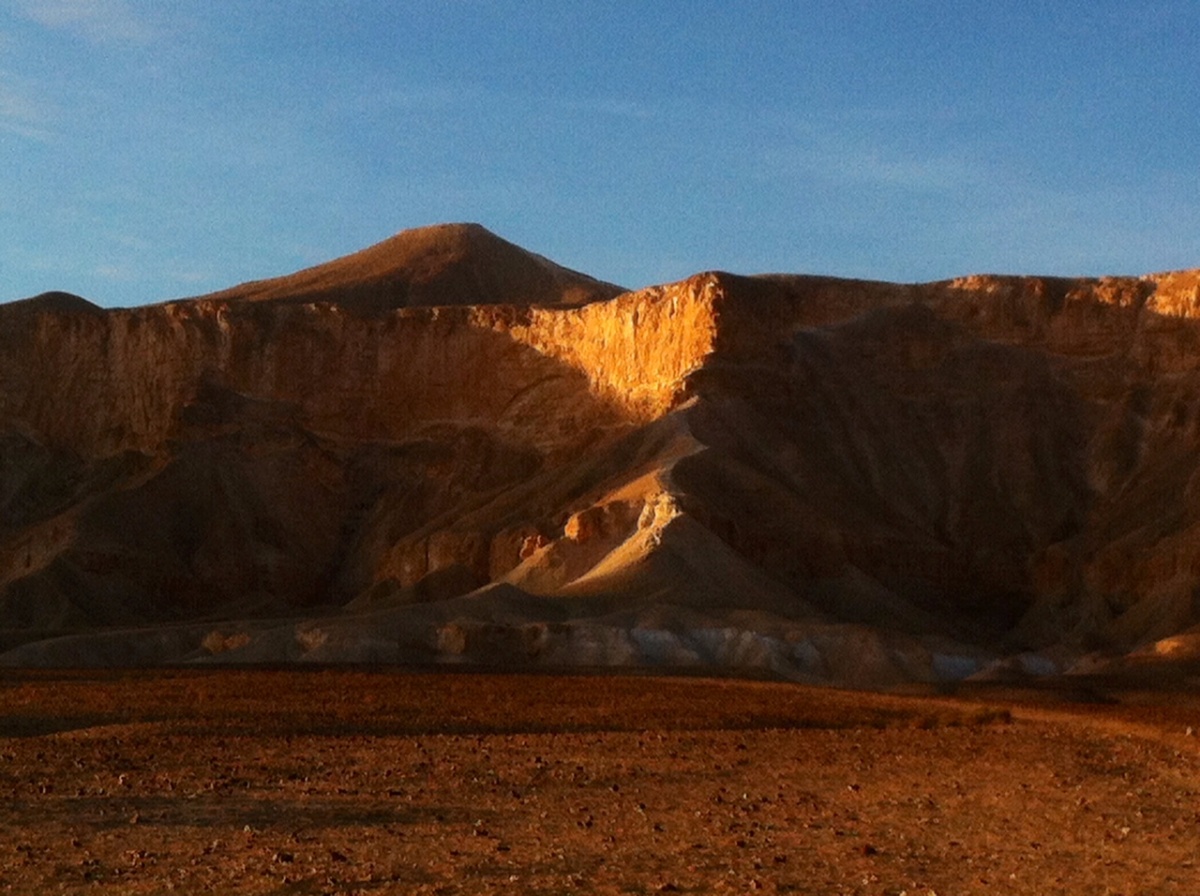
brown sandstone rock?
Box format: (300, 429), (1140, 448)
(7, 225), (1200, 682)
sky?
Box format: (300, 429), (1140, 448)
(2, 1), (1200, 307)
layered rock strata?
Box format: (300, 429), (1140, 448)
(4, 224), (1200, 685)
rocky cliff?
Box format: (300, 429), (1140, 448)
(4, 223), (1200, 686)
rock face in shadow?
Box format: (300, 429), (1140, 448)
(4, 224), (1200, 685)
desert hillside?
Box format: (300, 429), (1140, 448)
(3, 223), (1200, 686)
(187, 221), (626, 311)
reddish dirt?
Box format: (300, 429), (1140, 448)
(2, 669), (1200, 894)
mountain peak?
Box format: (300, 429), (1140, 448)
(8, 291), (103, 315)
(185, 222), (626, 312)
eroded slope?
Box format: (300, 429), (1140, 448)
(5, 235), (1200, 685)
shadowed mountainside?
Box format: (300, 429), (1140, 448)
(4, 224), (1200, 687)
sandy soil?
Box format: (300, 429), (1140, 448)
(2, 669), (1199, 895)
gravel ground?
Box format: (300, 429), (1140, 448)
(2, 669), (1199, 895)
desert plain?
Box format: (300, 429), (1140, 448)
(3, 668), (1200, 895)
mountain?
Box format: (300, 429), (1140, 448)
(4, 226), (1200, 688)
(185, 222), (625, 311)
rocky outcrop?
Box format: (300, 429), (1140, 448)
(5, 226), (1200, 685)
(0, 277), (717, 460)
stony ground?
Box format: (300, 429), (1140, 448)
(2, 669), (1200, 895)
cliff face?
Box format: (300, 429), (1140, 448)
(687, 270), (1200, 653)
(5, 226), (1200, 684)
(0, 278), (714, 460)
(0, 234), (719, 640)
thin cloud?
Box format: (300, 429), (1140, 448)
(559, 96), (656, 121)
(746, 104), (997, 196)
(0, 77), (54, 141)
(762, 136), (981, 194)
(93, 263), (135, 281)
(16, 0), (161, 44)
(969, 178), (1200, 277)
(166, 267), (215, 286)
(336, 78), (656, 125)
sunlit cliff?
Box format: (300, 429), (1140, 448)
(4, 223), (1200, 686)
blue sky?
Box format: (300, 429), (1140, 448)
(3, 1), (1199, 307)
